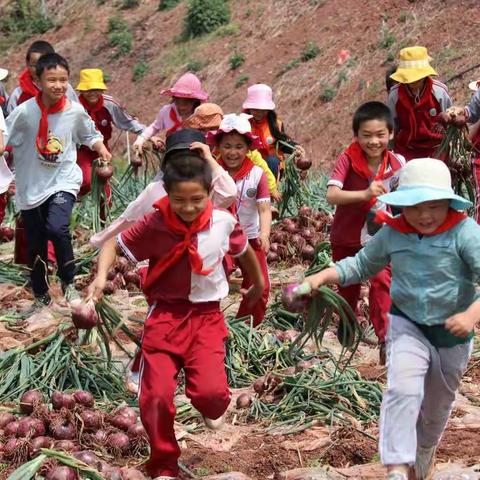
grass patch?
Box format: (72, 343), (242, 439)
(235, 74), (249, 88)
(183, 0), (230, 39)
(186, 58), (208, 72)
(158, 0), (181, 10)
(229, 52), (245, 70)
(108, 15), (133, 58)
(378, 24), (396, 50)
(121, 0), (140, 8)
(301, 41), (320, 62)
(132, 60), (149, 82)
(320, 85), (336, 102)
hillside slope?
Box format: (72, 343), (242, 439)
(2, 0), (480, 170)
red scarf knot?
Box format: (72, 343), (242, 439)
(166, 105), (183, 137)
(19, 68), (40, 98)
(79, 93), (105, 126)
(35, 93), (67, 155)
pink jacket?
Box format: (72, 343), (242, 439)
(142, 103), (182, 139)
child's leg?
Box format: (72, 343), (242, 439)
(21, 208), (49, 296)
(77, 148), (94, 197)
(416, 341), (472, 450)
(236, 239), (270, 326)
(380, 314), (431, 467)
(184, 310), (231, 419)
(368, 265), (392, 343)
(44, 192), (76, 287)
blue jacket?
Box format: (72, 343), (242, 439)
(335, 217), (480, 326)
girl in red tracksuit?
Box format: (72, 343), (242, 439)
(208, 113), (272, 326)
(87, 152), (264, 480)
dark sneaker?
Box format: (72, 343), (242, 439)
(34, 292), (52, 308)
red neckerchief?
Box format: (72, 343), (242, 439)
(35, 93), (67, 155)
(344, 141), (389, 210)
(375, 208), (467, 235)
(79, 93), (105, 125)
(142, 196), (214, 295)
(217, 156), (255, 182)
(19, 68), (40, 98)
(166, 105), (183, 137)
(397, 77), (434, 146)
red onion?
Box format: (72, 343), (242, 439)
(79, 409), (102, 431)
(296, 157), (312, 170)
(298, 206), (312, 217)
(127, 423), (147, 439)
(17, 416), (46, 438)
(0, 226), (14, 242)
(284, 223), (298, 234)
(115, 256), (130, 273)
(267, 252), (278, 263)
(290, 234), (304, 246)
(110, 414), (136, 431)
(50, 420), (76, 440)
(115, 406), (137, 424)
(103, 466), (124, 480)
(301, 245), (315, 261)
(107, 269), (116, 281)
(51, 392), (76, 411)
(31, 436), (53, 453)
(281, 218), (296, 230)
(73, 450), (103, 469)
(55, 440), (78, 452)
(281, 283), (311, 313)
(4, 420), (19, 437)
(107, 432), (131, 454)
(19, 389), (44, 414)
(96, 162), (113, 182)
(3, 437), (22, 458)
(0, 412), (15, 428)
(123, 270), (141, 287)
(73, 391), (94, 408)
(235, 393), (252, 409)
(103, 281), (116, 295)
(271, 231), (288, 244)
(92, 429), (108, 444)
(300, 228), (313, 240)
(121, 468), (147, 480)
(253, 377), (266, 394)
(46, 466), (79, 480)
(270, 243), (279, 253)
(71, 299), (98, 330)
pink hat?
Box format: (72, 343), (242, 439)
(161, 72), (209, 101)
(207, 113), (262, 150)
(242, 84), (275, 110)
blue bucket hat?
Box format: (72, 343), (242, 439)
(378, 158), (472, 210)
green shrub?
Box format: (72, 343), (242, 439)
(121, 0), (140, 8)
(320, 85), (336, 102)
(301, 42), (320, 62)
(108, 15), (133, 58)
(108, 15), (128, 33)
(277, 58), (300, 77)
(186, 58), (208, 72)
(235, 74), (249, 88)
(159, 0), (181, 10)
(132, 61), (149, 82)
(229, 52), (245, 70)
(183, 0), (230, 38)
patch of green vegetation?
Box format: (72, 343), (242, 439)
(183, 0), (230, 39)
(132, 60), (149, 82)
(158, 0), (181, 10)
(108, 15), (133, 58)
(300, 41), (320, 62)
(235, 74), (249, 88)
(319, 85), (336, 102)
(0, 0), (55, 47)
(336, 69), (348, 87)
(186, 58), (208, 72)
(121, 0), (140, 8)
(195, 467), (213, 477)
(379, 24), (396, 50)
(214, 22), (240, 37)
(229, 52), (245, 70)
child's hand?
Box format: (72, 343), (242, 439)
(240, 283), (264, 306)
(133, 136), (145, 155)
(445, 312), (476, 338)
(190, 142), (215, 163)
(99, 148), (112, 163)
(259, 232), (270, 254)
(150, 135), (165, 150)
(305, 266), (340, 291)
(86, 277), (106, 303)
(365, 180), (386, 200)
(294, 145), (306, 158)
(271, 190), (282, 203)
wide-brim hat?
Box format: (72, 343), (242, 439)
(390, 46), (438, 84)
(468, 80), (480, 92)
(242, 83), (275, 110)
(183, 103), (223, 130)
(378, 158), (471, 210)
(0, 68), (8, 81)
(164, 128), (207, 160)
(206, 113), (262, 150)
(76, 68), (107, 91)
(161, 72), (209, 101)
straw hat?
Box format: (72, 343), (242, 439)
(161, 73), (208, 101)
(242, 84), (275, 110)
(76, 69), (107, 91)
(183, 103), (223, 130)
(0, 68), (8, 81)
(378, 158), (471, 210)
(390, 47), (438, 84)
(206, 113), (262, 149)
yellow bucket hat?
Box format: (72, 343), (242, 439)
(76, 69), (107, 91)
(390, 46), (438, 84)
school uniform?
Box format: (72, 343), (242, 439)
(142, 103), (183, 140)
(465, 91), (480, 222)
(0, 82), (9, 117)
(0, 110), (12, 225)
(335, 214), (479, 466)
(388, 78), (452, 160)
(77, 93), (144, 196)
(328, 143), (405, 342)
(6, 96), (102, 295)
(117, 197), (248, 479)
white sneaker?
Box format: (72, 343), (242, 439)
(415, 445), (436, 480)
(126, 371), (139, 394)
(203, 413), (225, 430)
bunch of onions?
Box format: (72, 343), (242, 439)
(45, 466), (79, 480)
(109, 406), (137, 431)
(17, 416), (46, 438)
(95, 162), (113, 182)
(104, 258), (141, 294)
(51, 392), (76, 411)
(70, 299), (98, 330)
(281, 283), (311, 313)
(0, 226), (14, 242)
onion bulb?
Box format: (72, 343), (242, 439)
(19, 389), (44, 414)
(95, 162), (113, 182)
(70, 299), (98, 330)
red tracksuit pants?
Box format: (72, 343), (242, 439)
(236, 238), (270, 327)
(0, 192), (7, 225)
(139, 301), (231, 478)
(332, 244), (391, 343)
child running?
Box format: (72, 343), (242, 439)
(242, 83), (304, 180)
(303, 158), (478, 480)
(6, 40), (78, 114)
(6, 53), (110, 306)
(133, 72), (208, 155)
(76, 68), (145, 197)
(86, 152), (264, 480)
(208, 113), (272, 326)
(388, 46), (451, 160)
(327, 101), (405, 363)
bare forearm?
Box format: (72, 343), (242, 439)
(305, 266), (340, 290)
(96, 237), (118, 281)
(327, 186), (367, 206)
(258, 203), (272, 237)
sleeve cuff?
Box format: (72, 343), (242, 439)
(327, 179), (343, 189)
(335, 264), (346, 286)
(116, 234), (139, 264)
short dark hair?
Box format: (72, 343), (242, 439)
(36, 53), (70, 78)
(26, 40), (55, 62)
(163, 152), (212, 193)
(385, 64), (398, 93)
(352, 101), (393, 135)
(216, 131), (252, 147)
